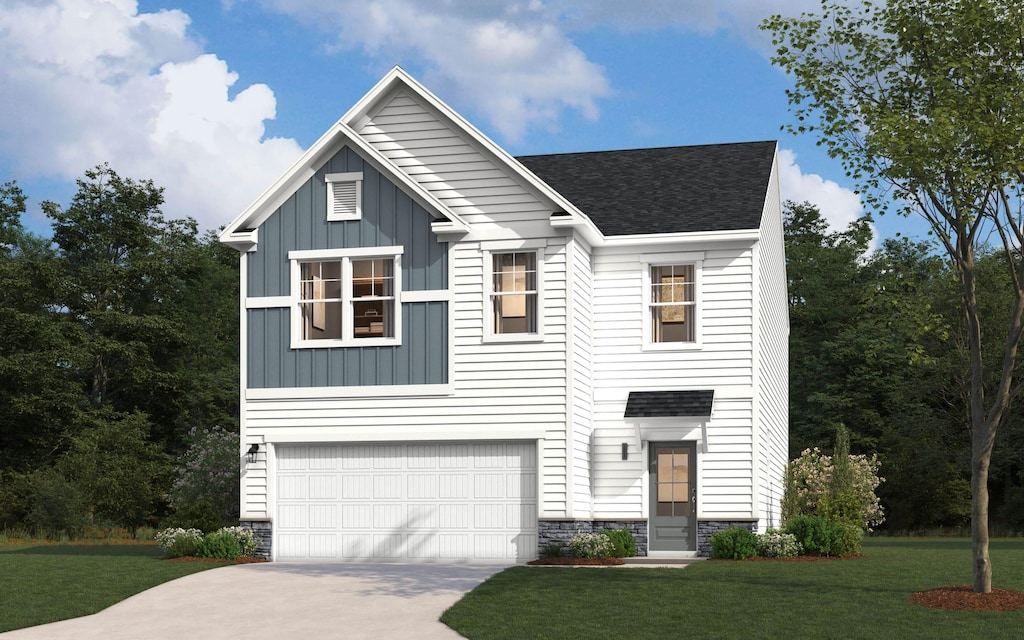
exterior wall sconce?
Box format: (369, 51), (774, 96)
(246, 443), (260, 464)
(621, 442), (629, 460)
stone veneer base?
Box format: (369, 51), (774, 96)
(537, 520), (649, 557)
(696, 520), (758, 557)
(240, 520), (272, 560)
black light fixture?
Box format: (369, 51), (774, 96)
(246, 443), (260, 464)
(621, 442), (629, 461)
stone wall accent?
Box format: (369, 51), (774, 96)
(240, 520), (272, 560)
(697, 520), (758, 557)
(538, 519), (649, 557)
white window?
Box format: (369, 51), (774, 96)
(326, 172), (363, 221)
(644, 256), (702, 349)
(490, 251), (538, 335)
(289, 246), (402, 348)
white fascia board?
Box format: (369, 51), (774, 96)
(344, 66), (605, 245)
(601, 228), (761, 248)
(262, 426), (548, 444)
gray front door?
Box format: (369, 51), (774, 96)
(649, 443), (696, 551)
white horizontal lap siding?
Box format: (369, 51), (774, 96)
(591, 245), (755, 392)
(591, 403), (645, 517)
(570, 238), (595, 516)
(700, 398), (754, 517)
(754, 161), (789, 529)
(243, 463), (268, 517)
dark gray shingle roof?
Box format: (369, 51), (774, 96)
(624, 390), (715, 418)
(517, 141), (776, 236)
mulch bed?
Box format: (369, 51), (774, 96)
(527, 557), (625, 566)
(167, 556), (269, 564)
(910, 586), (1024, 612)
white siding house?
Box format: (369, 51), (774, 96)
(220, 67), (788, 562)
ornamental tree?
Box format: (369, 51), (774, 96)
(764, 0), (1024, 593)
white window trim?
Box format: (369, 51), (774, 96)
(642, 253), (704, 351)
(325, 172), (363, 221)
(288, 246), (403, 349)
(482, 242), (545, 343)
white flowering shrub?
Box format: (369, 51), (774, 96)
(568, 533), (615, 559)
(756, 529), (801, 558)
(155, 527), (203, 557)
(785, 447), (884, 530)
(216, 526), (257, 557)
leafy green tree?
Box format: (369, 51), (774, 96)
(765, 0), (1024, 591)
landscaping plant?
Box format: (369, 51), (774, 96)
(600, 527), (638, 558)
(757, 529), (801, 558)
(155, 527), (203, 558)
(568, 532), (615, 559)
(710, 527), (758, 560)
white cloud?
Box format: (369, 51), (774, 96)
(778, 148), (875, 243)
(0, 0), (302, 231)
(252, 0), (612, 141)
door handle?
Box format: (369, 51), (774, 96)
(691, 488), (697, 508)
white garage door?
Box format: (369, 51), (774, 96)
(275, 441), (538, 563)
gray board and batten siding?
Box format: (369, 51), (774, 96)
(246, 145), (449, 389)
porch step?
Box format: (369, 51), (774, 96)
(622, 557), (706, 566)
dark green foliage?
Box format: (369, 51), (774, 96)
(540, 542), (565, 558)
(600, 527), (637, 558)
(165, 425), (239, 530)
(784, 515), (860, 557)
(710, 527), (758, 560)
(195, 531), (242, 560)
(23, 468), (90, 538)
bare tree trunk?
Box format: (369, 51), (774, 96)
(971, 439), (992, 593)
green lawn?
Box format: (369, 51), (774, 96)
(441, 538), (1024, 640)
(0, 543), (230, 633)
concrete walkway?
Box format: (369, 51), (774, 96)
(0, 563), (506, 640)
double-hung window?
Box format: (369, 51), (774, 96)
(645, 257), (701, 348)
(290, 247), (402, 347)
(487, 250), (541, 338)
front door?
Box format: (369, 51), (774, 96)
(649, 442), (696, 552)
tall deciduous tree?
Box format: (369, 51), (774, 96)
(765, 0), (1024, 591)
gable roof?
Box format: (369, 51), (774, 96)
(517, 141), (777, 236)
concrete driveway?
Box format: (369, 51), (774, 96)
(0, 563), (506, 640)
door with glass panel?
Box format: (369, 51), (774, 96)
(649, 443), (696, 551)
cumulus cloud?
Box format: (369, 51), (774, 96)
(778, 148), (875, 243)
(250, 0), (612, 141)
(0, 0), (302, 231)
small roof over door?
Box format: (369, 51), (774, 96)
(624, 390), (714, 418)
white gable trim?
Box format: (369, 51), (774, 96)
(219, 117), (469, 251)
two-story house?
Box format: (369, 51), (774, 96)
(219, 67), (788, 563)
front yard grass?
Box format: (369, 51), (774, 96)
(441, 538), (1024, 640)
(0, 543), (230, 633)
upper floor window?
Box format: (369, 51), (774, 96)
(490, 251), (538, 335)
(290, 247), (402, 348)
(645, 258), (701, 349)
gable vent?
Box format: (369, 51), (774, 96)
(325, 172), (363, 221)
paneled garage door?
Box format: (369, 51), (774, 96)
(275, 442), (538, 563)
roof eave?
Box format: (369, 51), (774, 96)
(599, 227), (761, 247)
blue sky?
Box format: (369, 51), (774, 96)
(0, 0), (931, 242)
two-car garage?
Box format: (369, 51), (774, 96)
(273, 441), (538, 563)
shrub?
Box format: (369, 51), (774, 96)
(216, 526), (257, 557)
(784, 515), (861, 557)
(569, 533), (615, 559)
(166, 425), (240, 530)
(196, 531), (242, 560)
(156, 527), (203, 558)
(785, 446), (884, 531)
(23, 468), (91, 539)
(710, 527), (758, 560)
(540, 542), (565, 558)
(600, 527), (638, 558)
(757, 529), (801, 558)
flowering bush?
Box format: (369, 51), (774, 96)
(156, 527), (203, 558)
(217, 526), (257, 557)
(568, 533), (616, 558)
(785, 447), (884, 530)
(756, 529), (801, 558)
(165, 425), (239, 531)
